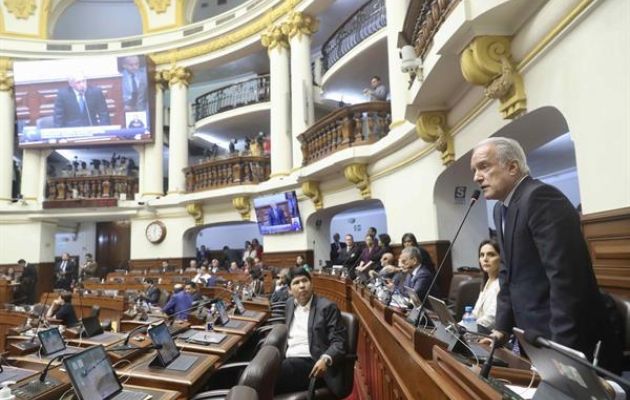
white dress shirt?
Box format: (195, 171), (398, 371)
(286, 296), (312, 359)
(472, 278), (500, 329)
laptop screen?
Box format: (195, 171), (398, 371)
(427, 296), (458, 325)
(147, 322), (180, 366)
(215, 300), (230, 325)
(38, 327), (66, 355)
(232, 294), (246, 315)
(63, 345), (122, 400)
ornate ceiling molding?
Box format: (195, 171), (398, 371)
(460, 36), (526, 119)
(146, 0), (170, 14)
(4, 0), (37, 19)
(416, 111), (454, 165)
(232, 196), (251, 220)
(186, 202), (203, 225)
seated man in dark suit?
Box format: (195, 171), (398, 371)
(53, 73), (110, 127)
(275, 268), (347, 396)
(392, 246), (437, 301)
(144, 279), (160, 305)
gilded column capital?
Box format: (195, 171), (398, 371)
(416, 111), (454, 166)
(163, 65), (192, 87)
(301, 180), (322, 209)
(146, 0), (170, 13)
(154, 70), (169, 89)
(232, 196), (251, 220)
(460, 36), (526, 119)
(261, 25), (289, 52)
(4, 0), (37, 19)
(344, 163), (371, 199)
(0, 58), (14, 92)
(186, 203), (203, 225)
(281, 11), (319, 40)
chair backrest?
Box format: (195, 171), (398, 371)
(448, 273), (474, 304)
(158, 289), (169, 307)
(261, 324), (288, 355)
(609, 293), (630, 350)
(337, 311), (359, 398)
(453, 278), (482, 321)
(226, 386), (258, 400)
(238, 345), (281, 400)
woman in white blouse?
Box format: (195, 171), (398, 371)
(472, 239), (501, 330)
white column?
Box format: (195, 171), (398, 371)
(283, 12), (319, 167)
(385, 0), (411, 123)
(262, 26), (292, 176)
(165, 66), (191, 194)
(0, 58), (15, 204)
(21, 149), (50, 202)
(142, 73), (166, 198)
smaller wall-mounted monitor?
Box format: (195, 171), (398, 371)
(253, 191), (303, 235)
(14, 55), (154, 149)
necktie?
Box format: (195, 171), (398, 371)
(130, 73), (138, 105)
(78, 94), (86, 113)
(61, 261), (67, 273)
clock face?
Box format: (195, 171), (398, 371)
(146, 221), (166, 244)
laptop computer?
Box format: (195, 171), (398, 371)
(146, 322), (197, 371)
(63, 345), (151, 400)
(214, 301), (245, 329)
(232, 294), (258, 318)
(185, 331), (227, 346)
(38, 327), (80, 356)
(513, 328), (611, 400)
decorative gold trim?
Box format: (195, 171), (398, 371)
(232, 196), (251, 220)
(0, 57), (14, 92)
(3, 0), (37, 19)
(163, 65), (192, 87)
(344, 163), (370, 199)
(460, 36), (526, 119)
(261, 25), (289, 52)
(150, 0), (301, 64)
(186, 202), (203, 225)
(416, 111), (454, 165)
(301, 180), (322, 209)
(146, 0), (170, 14)
(281, 11), (318, 40)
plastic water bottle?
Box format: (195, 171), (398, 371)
(461, 306), (477, 332)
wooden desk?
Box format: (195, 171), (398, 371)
(40, 293), (128, 328)
(0, 365), (38, 383)
(9, 366), (71, 400)
(122, 384), (181, 400)
(117, 351), (219, 399)
(0, 280), (19, 305)
(212, 319), (256, 336)
(66, 331), (126, 348)
(175, 331), (242, 357)
(243, 297), (271, 313)
(9, 346), (84, 369)
(230, 310), (267, 323)
(0, 308), (28, 352)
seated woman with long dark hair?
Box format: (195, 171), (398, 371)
(469, 239), (501, 330)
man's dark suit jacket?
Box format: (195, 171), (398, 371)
(146, 286), (160, 305)
(56, 259), (77, 286)
(268, 206), (286, 225)
(284, 295), (347, 397)
(53, 86), (110, 127)
(329, 241), (346, 264)
(396, 264), (436, 301)
(495, 177), (620, 370)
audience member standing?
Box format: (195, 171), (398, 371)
(337, 234), (361, 272)
(55, 252), (76, 290)
(329, 233), (346, 265)
(16, 259), (37, 304)
(363, 76), (388, 101)
(162, 284), (192, 320)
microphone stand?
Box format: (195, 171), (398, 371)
(414, 190), (481, 327)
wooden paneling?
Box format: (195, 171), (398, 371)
(261, 250), (314, 269)
(96, 221), (131, 275)
(582, 206), (630, 297)
(129, 258), (188, 271)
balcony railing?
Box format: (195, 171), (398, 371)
(321, 0), (386, 73)
(401, 0), (461, 59)
(45, 175), (137, 203)
(298, 102), (391, 166)
(184, 155), (271, 192)
(194, 75), (271, 121)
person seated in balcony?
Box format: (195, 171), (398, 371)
(46, 292), (78, 326)
(363, 75), (388, 101)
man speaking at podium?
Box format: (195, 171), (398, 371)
(53, 72), (110, 128)
(471, 137), (621, 372)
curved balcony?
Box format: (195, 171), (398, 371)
(298, 102), (391, 166)
(194, 75), (270, 122)
(321, 0), (386, 74)
(184, 155), (271, 193)
(401, 0), (461, 60)
(44, 175), (137, 208)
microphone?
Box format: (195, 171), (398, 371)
(414, 190), (481, 326)
(39, 353), (70, 382)
(523, 330), (630, 388)
(480, 339), (498, 378)
(82, 94), (94, 126)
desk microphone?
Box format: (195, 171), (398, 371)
(523, 330), (630, 388)
(480, 339), (498, 378)
(39, 353), (70, 383)
(414, 190), (481, 327)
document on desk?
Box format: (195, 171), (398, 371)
(505, 385), (535, 399)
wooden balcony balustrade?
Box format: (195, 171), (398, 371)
(401, 0), (461, 60)
(184, 155), (271, 192)
(298, 102), (391, 166)
(194, 75), (271, 121)
(45, 175), (137, 202)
